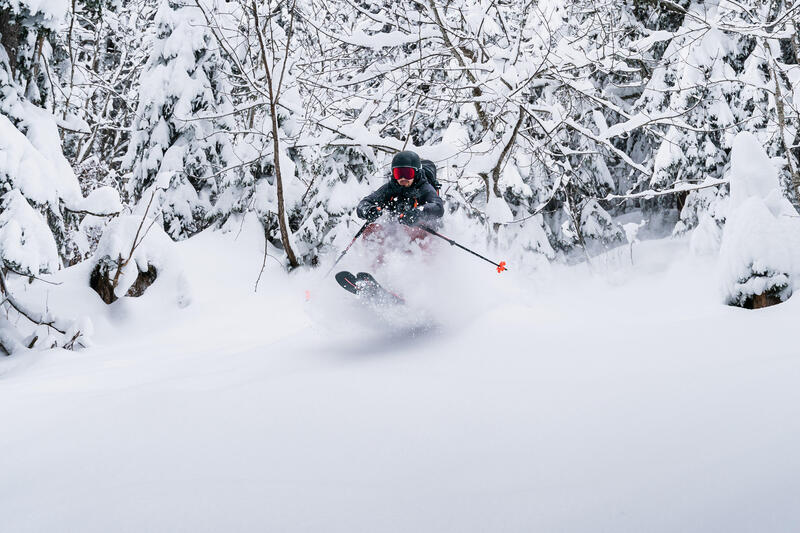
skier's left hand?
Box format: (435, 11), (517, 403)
(399, 207), (421, 225)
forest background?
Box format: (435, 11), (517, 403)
(1, 0), (799, 353)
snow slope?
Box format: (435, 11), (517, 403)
(1, 219), (799, 532)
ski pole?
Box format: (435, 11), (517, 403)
(418, 225), (508, 273)
(324, 220), (373, 278)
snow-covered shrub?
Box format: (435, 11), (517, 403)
(545, 206), (581, 254)
(719, 132), (800, 309)
(674, 187), (729, 239)
(580, 200), (626, 249)
(494, 215), (555, 273)
(89, 206), (191, 307)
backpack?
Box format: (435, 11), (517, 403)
(419, 159), (441, 194)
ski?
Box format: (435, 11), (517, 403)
(335, 271), (405, 305)
(334, 271), (360, 295)
(355, 272), (405, 305)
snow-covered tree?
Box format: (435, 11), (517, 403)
(55, 0), (158, 194)
(719, 132), (800, 308)
(0, 0), (121, 353)
(195, 0), (304, 267)
(628, 1), (800, 238)
(4, 0), (798, 300)
(124, 0), (235, 240)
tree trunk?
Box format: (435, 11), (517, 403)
(268, 98), (299, 268)
(491, 106), (525, 198)
(752, 293), (768, 309)
(0, 9), (21, 77)
(770, 57), (800, 202)
(253, 1), (298, 268)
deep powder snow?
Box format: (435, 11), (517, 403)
(1, 220), (799, 533)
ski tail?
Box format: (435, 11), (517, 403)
(356, 272), (405, 305)
(334, 270), (405, 305)
(335, 271), (359, 295)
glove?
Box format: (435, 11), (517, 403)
(359, 205), (381, 222)
(399, 207), (421, 226)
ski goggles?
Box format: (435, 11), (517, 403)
(392, 167), (416, 181)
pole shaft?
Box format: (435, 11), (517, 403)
(325, 221), (372, 277)
(419, 225), (506, 269)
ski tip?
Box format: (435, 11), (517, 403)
(496, 261), (507, 273)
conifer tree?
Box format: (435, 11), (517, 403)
(124, 0), (235, 240)
(0, 1), (114, 353)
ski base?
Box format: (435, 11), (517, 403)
(335, 271), (405, 306)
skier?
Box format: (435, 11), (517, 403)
(356, 150), (444, 227)
(334, 151), (505, 302)
(332, 151), (444, 301)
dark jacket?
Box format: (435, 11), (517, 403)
(356, 176), (444, 225)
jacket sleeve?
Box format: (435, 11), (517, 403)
(356, 183), (391, 219)
(418, 183), (444, 220)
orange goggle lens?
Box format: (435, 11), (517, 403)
(393, 167), (416, 180)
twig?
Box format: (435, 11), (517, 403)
(599, 179), (728, 201)
(111, 186), (163, 290)
(0, 270), (68, 335)
(4, 266), (63, 286)
(254, 218), (284, 291)
(64, 207), (121, 217)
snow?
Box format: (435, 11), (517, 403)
(8, 0), (68, 25)
(630, 29), (677, 52)
(3, 0), (800, 529)
(0, 190), (60, 275)
(71, 186), (122, 215)
(20, 102), (84, 206)
(728, 132), (782, 208)
(441, 121), (471, 153)
(498, 160), (533, 199)
(2, 219), (800, 532)
(485, 192), (513, 223)
(55, 113), (91, 134)
(690, 214), (722, 255)
(652, 126), (683, 183)
(0, 113), (74, 209)
(326, 176), (363, 215)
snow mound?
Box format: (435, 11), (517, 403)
(92, 214), (191, 306)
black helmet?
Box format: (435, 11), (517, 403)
(391, 150), (421, 170)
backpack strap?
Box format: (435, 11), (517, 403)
(420, 159), (441, 194)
